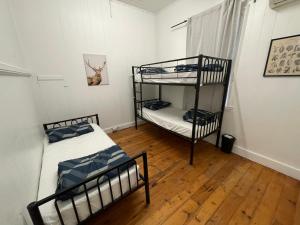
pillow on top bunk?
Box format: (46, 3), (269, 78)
(139, 67), (167, 74)
(46, 121), (94, 143)
(174, 64), (224, 72)
(175, 64), (198, 72)
(202, 64), (224, 72)
(144, 100), (171, 110)
(183, 109), (216, 126)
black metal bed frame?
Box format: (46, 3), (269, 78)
(28, 114), (150, 225)
(132, 55), (232, 165)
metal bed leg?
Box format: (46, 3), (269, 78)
(135, 116), (138, 130)
(27, 202), (44, 225)
(143, 153), (150, 205)
(216, 130), (221, 147)
(189, 142), (195, 165)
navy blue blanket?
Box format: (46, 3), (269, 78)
(56, 145), (135, 200)
(46, 121), (94, 143)
(174, 64), (224, 72)
(183, 109), (216, 126)
(139, 67), (167, 74)
(144, 100), (171, 110)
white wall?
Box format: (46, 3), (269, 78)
(10, 0), (157, 130)
(156, 0), (300, 179)
(0, 0), (43, 225)
(0, 0), (25, 69)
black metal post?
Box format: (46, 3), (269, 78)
(190, 55), (203, 165)
(27, 202), (44, 225)
(143, 152), (150, 205)
(140, 82), (143, 118)
(132, 66), (138, 129)
(95, 115), (100, 127)
(158, 84), (162, 101)
(216, 60), (232, 147)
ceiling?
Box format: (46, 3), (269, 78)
(118, 0), (177, 12)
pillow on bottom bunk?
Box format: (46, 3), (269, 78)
(56, 145), (135, 200)
(183, 109), (216, 126)
(144, 100), (171, 110)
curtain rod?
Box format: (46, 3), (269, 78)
(170, 0), (255, 29)
(171, 19), (188, 29)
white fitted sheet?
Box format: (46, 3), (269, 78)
(134, 71), (224, 85)
(37, 124), (139, 225)
(138, 107), (219, 139)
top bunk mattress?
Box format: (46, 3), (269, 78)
(37, 124), (139, 225)
(134, 71), (226, 85)
(138, 107), (220, 139)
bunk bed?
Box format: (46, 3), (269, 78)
(27, 114), (150, 225)
(132, 55), (232, 165)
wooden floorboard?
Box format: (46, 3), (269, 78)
(87, 124), (300, 225)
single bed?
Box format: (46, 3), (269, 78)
(27, 115), (149, 225)
(138, 107), (220, 139)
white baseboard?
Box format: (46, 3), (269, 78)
(233, 145), (300, 180)
(103, 121), (144, 134)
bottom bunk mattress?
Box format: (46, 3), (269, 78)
(138, 107), (219, 139)
(37, 124), (139, 225)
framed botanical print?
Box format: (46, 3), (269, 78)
(263, 34), (300, 77)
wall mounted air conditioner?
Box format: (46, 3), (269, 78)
(269, 0), (300, 9)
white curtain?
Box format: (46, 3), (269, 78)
(184, 0), (249, 112)
(186, 0), (248, 60)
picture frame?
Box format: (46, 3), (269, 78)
(83, 54), (109, 86)
(263, 34), (300, 77)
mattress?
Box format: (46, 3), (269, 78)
(37, 124), (139, 225)
(138, 107), (219, 139)
(134, 71), (225, 85)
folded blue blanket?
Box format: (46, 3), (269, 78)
(144, 100), (171, 111)
(56, 145), (135, 200)
(139, 67), (167, 74)
(183, 109), (216, 125)
(174, 64), (224, 72)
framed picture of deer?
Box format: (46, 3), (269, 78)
(83, 54), (109, 86)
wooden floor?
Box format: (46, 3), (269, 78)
(88, 124), (300, 225)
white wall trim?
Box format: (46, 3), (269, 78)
(233, 145), (300, 180)
(0, 61), (31, 77)
(103, 120), (144, 134)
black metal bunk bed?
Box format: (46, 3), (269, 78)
(132, 55), (232, 165)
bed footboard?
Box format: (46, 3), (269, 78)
(27, 151), (150, 225)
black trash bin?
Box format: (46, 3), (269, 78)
(221, 134), (235, 153)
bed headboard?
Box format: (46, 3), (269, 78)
(43, 114), (100, 132)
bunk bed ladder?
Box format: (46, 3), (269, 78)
(132, 66), (143, 130)
(132, 66), (138, 129)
